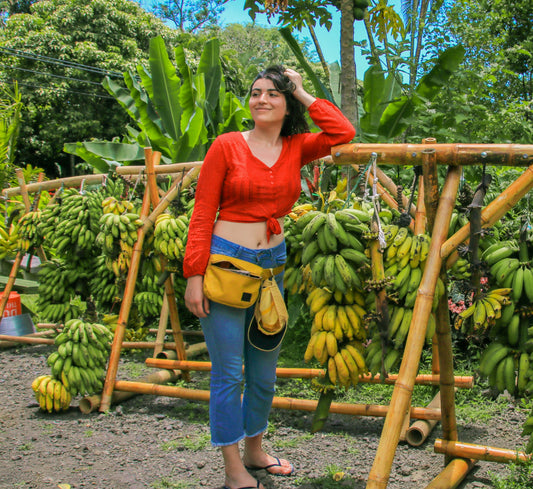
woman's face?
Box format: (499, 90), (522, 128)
(249, 78), (288, 126)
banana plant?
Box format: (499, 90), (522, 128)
(64, 36), (249, 172)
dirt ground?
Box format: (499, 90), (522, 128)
(0, 342), (530, 489)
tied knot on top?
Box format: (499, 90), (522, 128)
(266, 217), (282, 242)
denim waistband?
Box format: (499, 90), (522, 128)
(210, 234), (286, 270)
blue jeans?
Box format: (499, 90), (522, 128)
(201, 234), (286, 446)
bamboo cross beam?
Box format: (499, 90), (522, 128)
(424, 457), (476, 489)
(144, 358), (474, 388)
(2, 173), (107, 197)
(331, 143), (533, 167)
(367, 166), (462, 489)
(115, 161), (202, 175)
(112, 380), (442, 420)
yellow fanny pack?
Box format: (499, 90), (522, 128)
(203, 254), (285, 309)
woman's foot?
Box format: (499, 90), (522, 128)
(243, 454), (294, 476)
(224, 471), (264, 489)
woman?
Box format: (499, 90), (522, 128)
(183, 65), (355, 489)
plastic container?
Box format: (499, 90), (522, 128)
(1, 291), (22, 318)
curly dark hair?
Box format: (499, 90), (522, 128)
(250, 65), (310, 137)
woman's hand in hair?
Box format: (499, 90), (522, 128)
(284, 68), (316, 108)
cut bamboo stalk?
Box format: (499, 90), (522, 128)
(434, 439), (530, 464)
(143, 358), (473, 387)
(405, 391), (441, 447)
(331, 143), (533, 167)
(79, 368), (179, 414)
(441, 164), (533, 263)
(112, 380), (442, 420)
(367, 166), (462, 489)
(423, 457), (476, 489)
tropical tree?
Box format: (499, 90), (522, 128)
(419, 0), (532, 144)
(0, 0), (185, 176)
(149, 0), (230, 32)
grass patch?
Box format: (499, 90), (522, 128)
(489, 457), (533, 488)
(272, 433), (313, 449)
(160, 432), (210, 452)
(151, 477), (198, 489)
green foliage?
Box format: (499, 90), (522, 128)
(490, 457), (533, 489)
(64, 35), (249, 170)
(0, 0), (185, 176)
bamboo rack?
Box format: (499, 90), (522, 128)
(5, 142), (533, 489)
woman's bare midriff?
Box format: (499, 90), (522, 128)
(212, 219), (285, 249)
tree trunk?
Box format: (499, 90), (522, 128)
(339, 0), (357, 128)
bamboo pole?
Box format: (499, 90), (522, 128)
(79, 339), (208, 414)
(115, 161), (202, 175)
(422, 145), (439, 233)
(423, 458), (476, 489)
(143, 358), (473, 387)
(2, 174), (106, 197)
(99, 183), (153, 412)
(153, 294), (169, 356)
(441, 164), (533, 263)
(0, 333), (189, 350)
(331, 143), (533, 167)
(434, 439), (530, 464)
(367, 166), (462, 489)
(144, 148), (187, 364)
(405, 391), (441, 447)
(112, 380), (442, 420)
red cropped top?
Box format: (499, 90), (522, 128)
(182, 98), (355, 278)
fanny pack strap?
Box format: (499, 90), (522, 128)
(260, 264), (285, 279)
(208, 254), (284, 279)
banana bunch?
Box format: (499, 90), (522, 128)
(101, 196), (136, 215)
(454, 288), (512, 334)
(449, 256), (472, 280)
(307, 287), (367, 341)
(134, 291), (164, 318)
(89, 255), (122, 307)
(153, 212), (189, 262)
(37, 188), (99, 256)
(15, 209), (43, 252)
(283, 265), (304, 295)
(49, 319), (113, 397)
(478, 341), (517, 395)
(387, 305), (437, 350)
(303, 285), (368, 388)
(287, 202), (315, 221)
(0, 223), (19, 260)
(383, 225), (430, 271)
(96, 211), (142, 276)
(364, 335), (403, 376)
(101, 312), (148, 343)
(31, 375), (71, 413)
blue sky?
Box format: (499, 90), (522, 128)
(141, 0), (403, 74)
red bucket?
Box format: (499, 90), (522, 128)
(1, 291), (21, 318)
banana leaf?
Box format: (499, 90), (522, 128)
(63, 141), (146, 172)
(197, 39), (223, 118)
(278, 27), (335, 104)
(123, 70), (178, 159)
(149, 36), (183, 143)
(378, 45), (465, 139)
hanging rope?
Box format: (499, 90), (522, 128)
(397, 165), (422, 228)
(364, 152), (387, 249)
